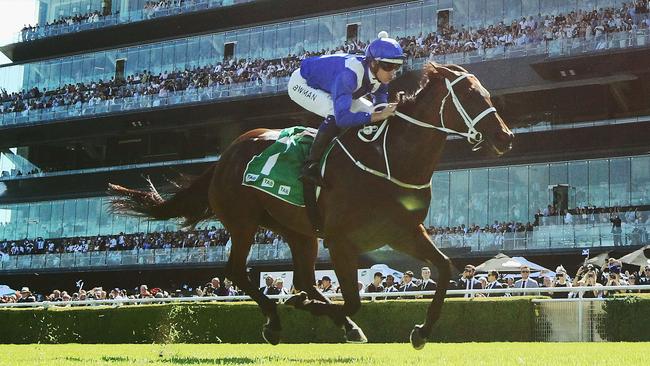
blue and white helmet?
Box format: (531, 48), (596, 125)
(365, 31), (405, 64)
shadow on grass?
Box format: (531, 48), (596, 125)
(163, 356), (360, 364)
(65, 354), (361, 364)
(101, 356), (131, 362)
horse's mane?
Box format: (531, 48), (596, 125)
(393, 62), (468, 115)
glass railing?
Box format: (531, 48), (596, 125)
(1, 219), (646, 271)
(3, 0), (257, 45)
(428, 220), (649, 252)
(419, 29), (650, 66)
(1, 30), (648, 129)
(0, 77), (289, 128)
(0, 155), (219, 182)
(0, 240), (330, 271)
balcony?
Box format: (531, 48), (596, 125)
(2, 29), (648, 130)
(0, 241), (330, 272)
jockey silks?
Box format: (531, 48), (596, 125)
(296, 54), (388, 127)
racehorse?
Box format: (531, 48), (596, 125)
(108, 62), (514, 349)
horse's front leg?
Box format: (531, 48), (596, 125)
(390, 224), (452, 350)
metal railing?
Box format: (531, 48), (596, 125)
(2, 284), (647, 305)
(2, 30), (649, 128)
(0, 155), (220, 182)
(428, 221), (649, 252)
(2, 220), (647, 271)
(0, 77), (289, 128)
(3, 0), (257, 45)
(0, 241), (329, 271)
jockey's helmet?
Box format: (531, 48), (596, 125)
(365, 31), (405, 64)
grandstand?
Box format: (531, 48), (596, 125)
(0, 0), (649, 295)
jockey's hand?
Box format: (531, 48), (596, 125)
(371, 103), (398, 123)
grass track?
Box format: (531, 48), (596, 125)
(0, 343), (648, 366)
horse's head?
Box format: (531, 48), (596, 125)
(418, 62), (514, 156)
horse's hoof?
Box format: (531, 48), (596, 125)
(262, 323), (281, 346)
(409, 324), (427, 350)
(285, 291), (308, 308)
(344, 326), (368, 344)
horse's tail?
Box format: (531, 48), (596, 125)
(107, 163), (217, 227)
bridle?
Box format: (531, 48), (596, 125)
(332, 72), (498, 190)
(395, 72), (497, 151)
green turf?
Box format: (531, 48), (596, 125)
(0, 343), (648, 366)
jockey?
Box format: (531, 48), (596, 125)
(288, 31), (405, 186)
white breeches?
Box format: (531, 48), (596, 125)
(287, 69), (373, 118)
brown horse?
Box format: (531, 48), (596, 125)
(108, 62), (514, 349)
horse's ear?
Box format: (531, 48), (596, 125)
(425, 62), (458, 83)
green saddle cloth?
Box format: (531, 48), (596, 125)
(242, 126), (318, 206)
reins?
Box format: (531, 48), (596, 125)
(334, 72), (498, 189)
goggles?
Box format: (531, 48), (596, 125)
(378, 61), (402, 72)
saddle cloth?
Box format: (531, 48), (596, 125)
(242, 126), (318, 206)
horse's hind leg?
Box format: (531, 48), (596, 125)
(283, 232), (358, 335)
(224, 222), (282, 345)
(390, 224), (452, 350)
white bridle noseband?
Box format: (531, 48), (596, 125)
(333, 73), (498, 190)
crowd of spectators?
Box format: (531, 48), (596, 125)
(18, 0), (244, 42)
(0, 226), (230, 257)
(20, 10), (104, 41)
(427, 205), (649, 235)
(0, 227), (289, 258)
(533, 204), (648, 226)
(5, 2), (650, 118)
(4, 258), (650, 305)
(2, 205), (647, 259)
(0, 56), (300, 116)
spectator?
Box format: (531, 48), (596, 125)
(540, 275), (554, 297)
(274, 278), (288, 295)
(552, 267), (572, 299)
(17, 287), (36, 303)
(320, 275), (335, 293)
(382, 274), (399, 298)
(259, 275), (279, 295)
(459, 264), (481, 298)
(365, 272), (385, 293)
(639, 265), (650, 293)
(418, 266), (437, 292)
(514, 265), (539, 294)
(485, 270), (504, 297)
(610, 214), (623, 246)
(138, 284), (153, 298)
(399, 271), (419, 294)
(577, 271), (602, 298)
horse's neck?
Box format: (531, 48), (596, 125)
(385, 111), (447, 185)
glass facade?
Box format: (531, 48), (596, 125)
(12, 1), (258, 43)
(0, 0), (630, 92)
(428, 154), (650, 227)
(1, 154), (648, 241)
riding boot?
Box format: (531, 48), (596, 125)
(300, 115), (339, 187)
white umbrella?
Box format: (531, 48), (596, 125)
(476, 253), (550, 273)
(0, 285), (16, 296)
(619, 245), (650, 267)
